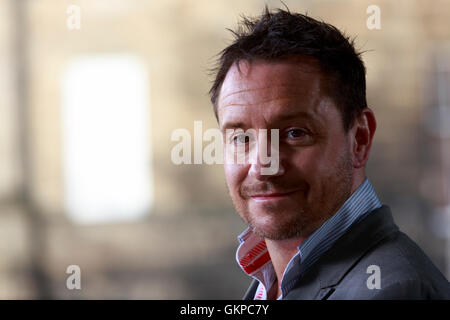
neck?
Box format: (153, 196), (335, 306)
(264, 174), (367, 298)
(265, 236), (306, 297)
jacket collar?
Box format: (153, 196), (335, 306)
(282, 205), (398, 299)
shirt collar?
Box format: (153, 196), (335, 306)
(235, 178), (382, 299)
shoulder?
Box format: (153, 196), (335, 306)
(331, 230), (450, 299)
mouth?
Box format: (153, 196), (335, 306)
(250, 190), (298, 201)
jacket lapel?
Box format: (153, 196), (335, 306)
(242, 279), (259, 300)
(283, 205), (399, 300)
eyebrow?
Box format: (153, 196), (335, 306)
(220, 121), (247, 131)
(221, 109), (320, 131)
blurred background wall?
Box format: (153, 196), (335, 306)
(0, 0), (449, 299)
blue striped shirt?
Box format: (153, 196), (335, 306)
(235, 178), (382, 300)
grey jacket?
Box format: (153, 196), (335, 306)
(243, 205), (450, 300)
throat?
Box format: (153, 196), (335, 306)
(265, 237), (305, 299)
(266, 279), (281, 300)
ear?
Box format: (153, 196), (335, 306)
(350, 107), (377, 169)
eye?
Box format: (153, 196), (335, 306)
(287, 128), (308, 139)
(233, 133), (251, 144)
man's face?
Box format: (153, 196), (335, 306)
(217, 57), (356, 240)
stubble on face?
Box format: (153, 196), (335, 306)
(230, 148), (354, 241)
(219, 58), (356, 241)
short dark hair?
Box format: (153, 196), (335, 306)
(209, 7), (367, 131)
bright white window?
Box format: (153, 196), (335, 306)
(62, 55), (152, 224)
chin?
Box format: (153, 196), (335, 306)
(245, 208), (306, 240)
(251, 223), (303, 240)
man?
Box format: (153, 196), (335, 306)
(209, 8), (450, 299)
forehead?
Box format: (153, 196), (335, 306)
(217, 57), (329, 128)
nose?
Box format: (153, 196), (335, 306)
(248, 130), (285, 179)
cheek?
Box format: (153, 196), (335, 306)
(287, 146), (339, 184)
(296, 142), (350, 179)
(288, 148), (322, 173)
(224, 164), (248, 195)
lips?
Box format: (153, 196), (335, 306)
(250, 190), (297, 200)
